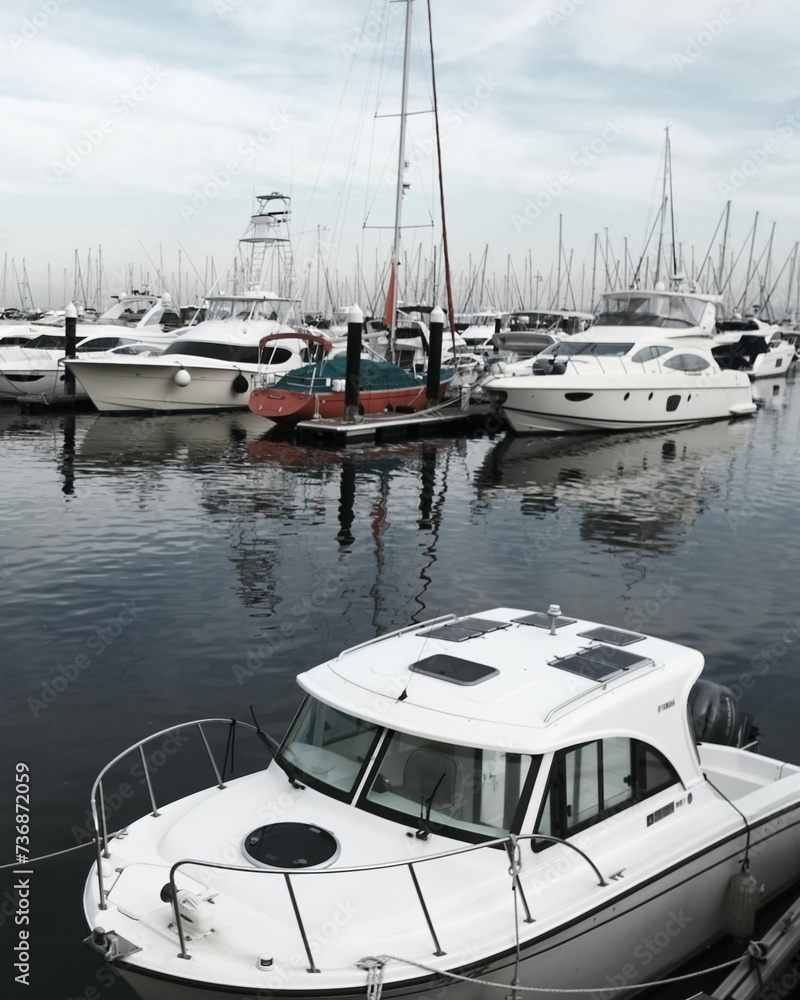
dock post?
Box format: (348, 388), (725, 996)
(425, 306), (445, 408)
(344, 304), (364, 423)
(64, 301), (78, 398)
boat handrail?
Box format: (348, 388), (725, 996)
(165, 832), (608, 963)
(336, 614), (457, 659)
(543, 657), (660, 723)
(89, 718), (259, 912)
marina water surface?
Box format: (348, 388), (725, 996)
(1, 374), (800, 999)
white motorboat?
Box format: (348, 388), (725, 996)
(65, 293), (311, 413)
(713, 317), (796, 379)
(481, 288), (757, 433)
(0, 331), (151, 403)
(65, 193), (313, 413)
(83, 604), (800, 1000)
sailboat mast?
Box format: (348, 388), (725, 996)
(654, 127), (669, 286)
(388, 0), (414, 353)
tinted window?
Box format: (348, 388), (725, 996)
(163, 341), (262, 364)
(361, 731), (539, 844)
(533, 738), (679, 847)
(663, 354), (710, 371)
(631, 346), (673, 363)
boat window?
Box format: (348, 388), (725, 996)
(663, 354), (710, 371)
(360, 731), (539, 843)
(161, 341), (262, 365)
(538, 342), (633, 358)
(24, 335), (66, 350)
(280, 697), (382, 802)
(79, 338), (130, 352)
(630, 346), (673, 363)
(532, 738), (679, 849)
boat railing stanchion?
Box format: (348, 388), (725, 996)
(139, 745), (160, 817)
(196, 723), (226, 790)
(407, 863), (446, 956)
(97, 780), (111, 859)
(283, 874), (320, 972)
(168, 866), (191, 960)
(93, 787), (108, 909)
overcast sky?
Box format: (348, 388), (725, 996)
(2, 0), (799, 314)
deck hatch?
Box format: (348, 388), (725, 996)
(550, 644), (651, 681)
(577, 626), (645, 646)
(514, 612), (577, 629)
(410, 653), (499, 685)
(417, 617), (510, 642)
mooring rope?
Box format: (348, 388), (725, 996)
(357, 951), (752, 995)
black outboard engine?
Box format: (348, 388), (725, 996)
(688, 679), (757, 749)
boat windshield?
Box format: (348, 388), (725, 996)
(280, 698), (382, 800)
(595, 294), (705, 329)
(361, 731), (538, 843)
(205, 298), (300, 323)
(19, 334), (66, 350)
(539, 341), (633, 358)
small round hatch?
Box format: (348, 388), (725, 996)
(243, 822), (339, 870)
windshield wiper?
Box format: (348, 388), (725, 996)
(415, 772), (446, 840)
(249, 706), (304, 789)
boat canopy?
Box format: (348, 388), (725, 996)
(595, 292), (712, 329)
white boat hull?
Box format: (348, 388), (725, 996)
(750, 342), (796, 378)
(483, 374), (756, 434)
(67, 358), (257, 412)
(83, 750), (800, 1000)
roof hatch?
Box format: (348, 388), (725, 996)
(409, 653), (499, 686)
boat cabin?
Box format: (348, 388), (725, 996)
(594, 290), (718, 335)
(281, 608), (707, 850)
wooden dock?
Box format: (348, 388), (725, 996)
(293, 403), (497, 445)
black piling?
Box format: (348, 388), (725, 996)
(425, 306), (445, 408)
(64, 302), (78, 398)
(344, 305), (364, 423)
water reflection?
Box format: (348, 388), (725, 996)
(475, 420), (753, 553)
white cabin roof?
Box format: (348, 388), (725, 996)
(297, 607), (705, 758)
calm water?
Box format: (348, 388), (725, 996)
(2, 374), (800, 1000)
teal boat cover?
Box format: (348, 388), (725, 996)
(274, 358), (451, 394)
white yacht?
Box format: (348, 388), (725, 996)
(83, 604), (800, 1000)
(713, 316), (796, 379)
(0, 331), (150, 403)
(481, 288), (757, 433)
(65, 192), (314, 412)
(65, 293), (310, 413)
